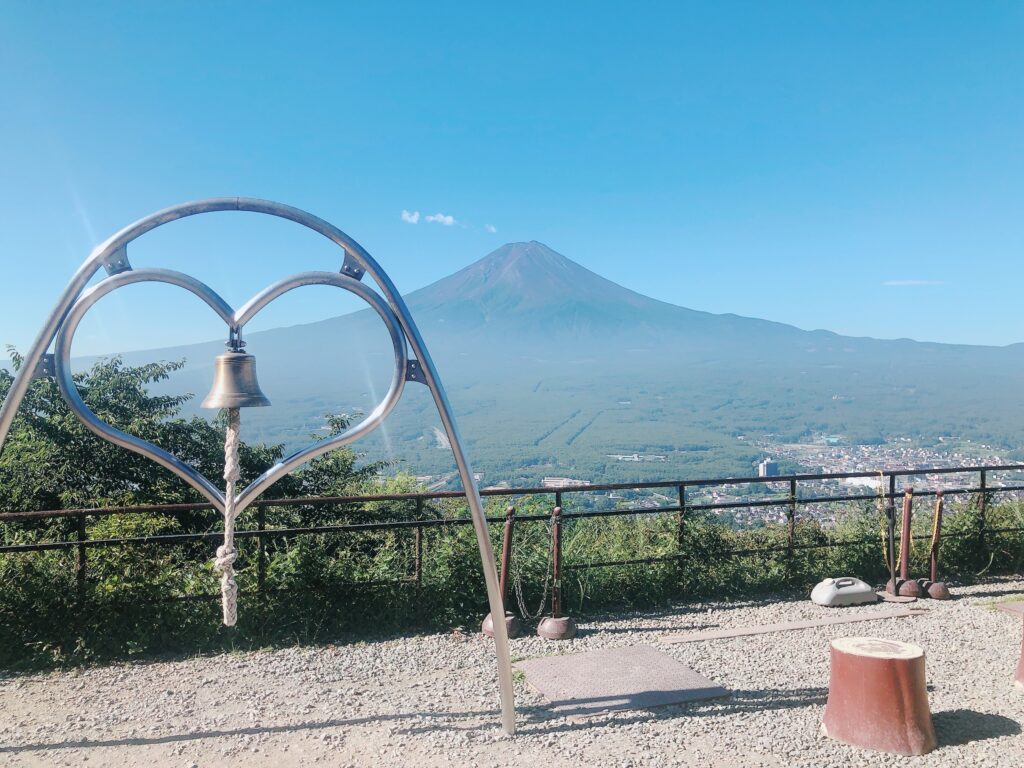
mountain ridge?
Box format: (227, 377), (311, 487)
(65, 239), (1024, 486)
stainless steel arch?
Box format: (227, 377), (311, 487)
(52, 268), (410, 515)
(0, 198), (517, 734)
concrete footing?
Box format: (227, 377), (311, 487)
(481, 611), (523, 639)
(537, 615), (577, 640)
(886, 577), (922, 598)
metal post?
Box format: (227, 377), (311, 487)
(886, 474), (897, 588)
(551, 501), (562, 619)
(537, 493), (576, 639)
(899, 489), (913, 583)
(787, 478), (797, 559)
(482, 505), (522, 638)
(75, 512), (87, 598)
(888, 488), (922, 597)
(499, 506), (515, 600)
(676, 483), (686, 552)
(978, 469), (988, 554)
(414, 497), (424, 589)
(257, 504), (266, 598)
(923, 490), (950, 598)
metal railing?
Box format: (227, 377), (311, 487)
(2, 463), (1024, 609)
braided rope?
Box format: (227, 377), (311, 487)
(216, 408), (241, 626)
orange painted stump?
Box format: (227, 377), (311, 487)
(821, 637), (937, 756)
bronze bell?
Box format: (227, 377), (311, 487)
(201, 350), (271, 409)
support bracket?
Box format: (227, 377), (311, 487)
(101, 245), (132, 276)
(405, 359), (425, 383)
(341, 253), (365, 281)
(32, 353), (55, 380)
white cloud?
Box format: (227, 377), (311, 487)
(401, 209), (420, 224)
(425, 212), (457, 226)
(881, 279), (945, 287)
(485, 223), (497, 233)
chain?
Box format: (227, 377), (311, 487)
(511, 518), (553, 620)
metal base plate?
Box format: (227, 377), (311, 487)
(515, 644), (727, 716)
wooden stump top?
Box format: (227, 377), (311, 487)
(831, 637), (923, 661)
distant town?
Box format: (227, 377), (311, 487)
(403, 435), (1024, 528)
(689, 436), (1023, 528)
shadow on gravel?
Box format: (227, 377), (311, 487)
(573, 623), (719, 636)
(0, 686), (836, 751)
(396, 686), (830, 737)
(0, 711), (494, 754)
(933, 709), (1021, 746)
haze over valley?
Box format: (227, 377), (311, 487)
(78, 241), (1024, 488)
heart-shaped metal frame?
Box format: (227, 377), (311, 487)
(0, 198), (516, 734)
(53, 268), (409, 513)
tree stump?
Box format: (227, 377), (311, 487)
(821, 637), (937, 755)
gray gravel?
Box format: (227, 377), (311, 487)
(1, 578), (1022, 767)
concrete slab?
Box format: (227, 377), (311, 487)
(660, 607), (927, 644)
(995, 601), (1024, 616)
(515, 644), (727, 716)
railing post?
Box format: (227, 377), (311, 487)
(787, 478), (797, 560)
(498, 505), (515, 600)
(256, 504), (266, 599)
(414, 497), (424, 590)
(676, 483), (686, 552)
(75, 512), (87, 599)
(537, 492), (576, 639)
(551, 495), (562, 619)
(978, 469), (988, 557)
(886, 473), (897, 580)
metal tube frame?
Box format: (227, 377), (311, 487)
(0, 197), (517, 734)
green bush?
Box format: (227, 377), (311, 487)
(1, 355), (1022, 670)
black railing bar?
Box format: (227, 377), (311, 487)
(562, 505), (683, 520)
(5, 462), (1024, 522)
(686, 485), (1024, 513)
(564, 553), (682, 569)
(681, 464), (1024, 488)
(154, 579), (416, 602)
(0, 513), (549, 553)
(4, 482), (1012, 527)
(5, 520), (1023, 557)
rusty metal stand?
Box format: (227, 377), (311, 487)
(886, 489), (922, 598)
(918, 491), (951, 599)
(483, 506), (523, 639)
(537, 504), (577, 640)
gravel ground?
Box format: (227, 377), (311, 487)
(1, 578), (1023, 767)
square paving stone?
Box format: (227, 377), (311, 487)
(515, 644), (728, 716)
(996, 601), (1024, 616)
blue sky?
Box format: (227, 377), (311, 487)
(2, 2), (1023, 355)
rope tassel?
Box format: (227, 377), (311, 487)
(216, 407), (242, 626)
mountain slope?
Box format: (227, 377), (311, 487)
(82, 241), (1024, 485)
